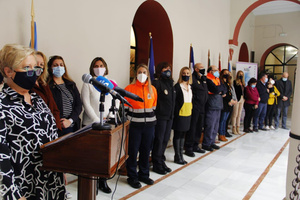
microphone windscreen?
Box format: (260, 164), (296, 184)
(110, 80), (118, 89)
(95, 76), (114, 94)
(82, 73), (92, 83)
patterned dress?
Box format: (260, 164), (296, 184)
(0, 85), (66, 200)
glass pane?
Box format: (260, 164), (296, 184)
(130, 64), (135, 82)
(272, 46), (284, 63)
(130, 49), (135, 63)
(265, 66), (273, 73)
(265, 53), (281, 65)
(287, 56), (298, 65)
(130, 27), (136, 47)
(286, 46), (298, 64)
(274, 66), (283, 74)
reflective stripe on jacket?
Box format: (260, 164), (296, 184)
(124, 80), (157, 125)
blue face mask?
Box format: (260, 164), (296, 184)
(251, 84), (256, 88)
(282, 77), (287, 81)
(53, 66), (65, 78)
(264, 78), (268, 83)
(213, 71), (220, 78)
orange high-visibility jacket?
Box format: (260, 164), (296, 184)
(124, 80), (157, 126)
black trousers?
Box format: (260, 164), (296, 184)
(185, 110), (204, 152)
(265, 104), (276, 126)
(126, 124), (155, 180)
(152, 119), (173, 167)
(244, 103), (256, 130)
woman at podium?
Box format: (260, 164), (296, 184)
(81, 57), (116, 194)
(0, 44), (66, 199)
(124, 64), (157, 189)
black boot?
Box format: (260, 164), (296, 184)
(98, 178), (112, 194)
(180, 138), (187, 164)
(173, 138), (185, 165)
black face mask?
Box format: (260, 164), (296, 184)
(182, 75), (190, 82)
(199, 69), (205, 75)
(161, 70), (171, 79)
(223, 74), (229, 79)
(239, 76), (243, 80)
(13, 71), (37, 90)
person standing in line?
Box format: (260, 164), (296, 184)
(231, 70), (245, 135)
(202, 65), (227, 151)
(218, 69), (236, 142)
(275, 72), (293, 129)
(184, 63), (207, 157)
(151, 62), (175, 175)
(265, 75), (280, 130)
(0, 44), (66, 200)
(48, 55), (82, 136)
(253, 72), (269, 132)
(81, 57), (116, 193)
(243, 78), (260, 133)
(124, 64), (157, 189)
(172, 67), (193, 164)
(32, 51), (62, 133)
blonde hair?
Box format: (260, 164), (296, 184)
(131, 63), (153, 96)
(0, 44), (35, 77)
(35, 51), (49, 86)
(177, 66), (192, 84)
(235, 70), (245, 86)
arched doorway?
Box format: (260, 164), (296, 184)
(229, 0), (300, 46)
(238, 42), (249, 62)
(130, 0), (173, 81)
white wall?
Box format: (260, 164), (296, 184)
(0, 0), (231, 90)
(254, 11), (300, 65)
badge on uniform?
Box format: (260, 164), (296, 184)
(197, 81), (200, 84)
(164, 89), (168, 95)
(147, 93), (151, 99)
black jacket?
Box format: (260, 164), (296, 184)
(275, 78), (293, 107)
(152, 77), (175, 120)
(191, 71), (208, 113)
(172, 83), (192, 132)
(222, 82), (233, 112)
(233, 80), (244, 101)
(256, 80), (269, 103)
(49, 79), (82, 131)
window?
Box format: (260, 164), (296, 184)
(264, 45), (298, 78)
(130, 26), (137, 83)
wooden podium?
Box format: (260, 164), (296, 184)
(40, 121), (130, 200)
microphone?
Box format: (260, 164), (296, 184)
(82, 74), (115, 96)
(82, 74), (132, 107)
(110, 80), (144, 102)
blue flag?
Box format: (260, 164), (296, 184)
(29, 21), (37, 50)
(228, 57), (231, 72)
(189, 45), (194, 73)
(148, 36), (155, 81)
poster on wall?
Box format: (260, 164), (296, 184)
(236, 62), (258, 86)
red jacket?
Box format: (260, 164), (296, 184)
(244, 85), (259, 105)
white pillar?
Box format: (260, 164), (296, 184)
(286, 55), (300, 199)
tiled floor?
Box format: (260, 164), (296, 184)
(66, 126), (290, 200)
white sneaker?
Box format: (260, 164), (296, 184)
(270, 125), (275, 130)
(265, 125), (270, 130)
(65, 191), (72, 199)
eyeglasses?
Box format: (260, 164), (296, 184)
(21, 66), (44, 76)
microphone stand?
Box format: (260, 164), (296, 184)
(106, 97), (122, 126)
(92, 92), (112, 130)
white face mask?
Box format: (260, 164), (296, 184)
(137, 73), (148, 83)
(270, 80), (275, 85)
(94, 68), (106, 77)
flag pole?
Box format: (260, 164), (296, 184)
(208, 49), (210, 67)
(31, 0), (35, 49)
